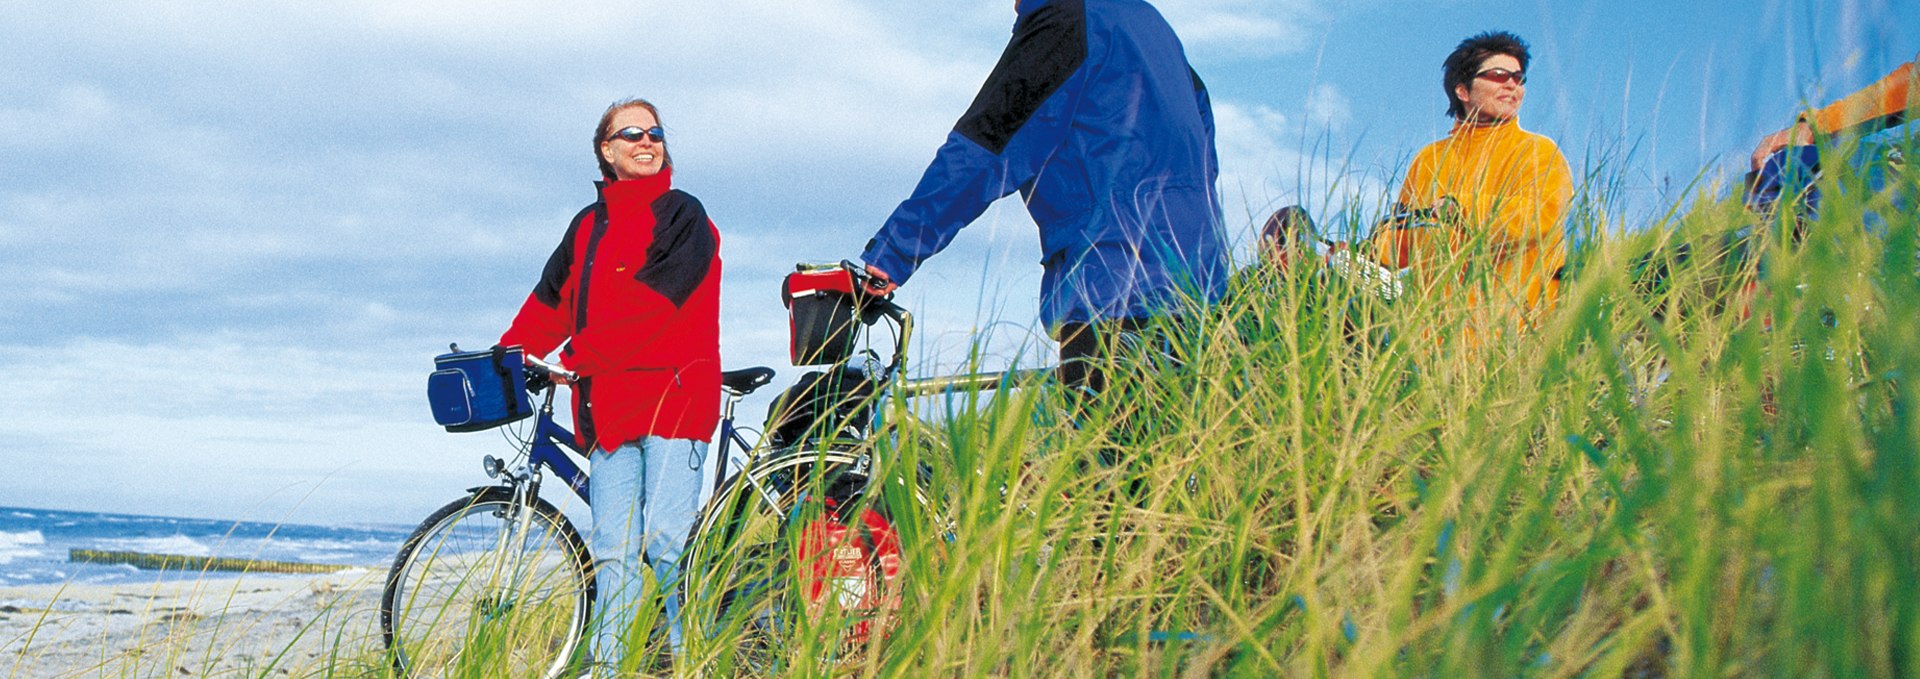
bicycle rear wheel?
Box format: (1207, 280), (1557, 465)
(681, 447), (938, 673)
(381, 486), (594, 679)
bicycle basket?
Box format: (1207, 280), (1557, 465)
(783, 267), (861, 366)
(427, 345), (535, 433)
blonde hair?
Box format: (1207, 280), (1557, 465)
(593, 98), (671, 179)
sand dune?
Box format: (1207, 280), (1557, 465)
(0, 570), (387, 678)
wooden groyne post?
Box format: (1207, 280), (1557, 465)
(68, 549), (354, 575)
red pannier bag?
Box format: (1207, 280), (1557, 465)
(796, 498), (903, 650)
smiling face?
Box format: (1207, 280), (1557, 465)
(598, 106), (666, 180)
(1453, 53), (1525, 124)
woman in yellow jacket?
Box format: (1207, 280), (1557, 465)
(1387, 31), (1574, 339)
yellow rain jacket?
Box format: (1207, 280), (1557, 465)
(1390, 117), (1573, 331)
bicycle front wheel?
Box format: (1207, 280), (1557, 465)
(381, 486), (594, 679)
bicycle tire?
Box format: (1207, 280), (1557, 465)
(680, 446), (941, 673)
(381, 487), (595, 679)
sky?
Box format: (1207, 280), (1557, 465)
(2, 0), (1913, 528)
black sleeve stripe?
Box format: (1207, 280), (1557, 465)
(953, 0), (1086, 155)
(639, 190), (717, 307)
(533, 204), (596, 308)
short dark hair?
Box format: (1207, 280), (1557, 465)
(593, 98), (671, 180)
(1442, 31), (1531, 119)
(1260, 206), (1315, 249)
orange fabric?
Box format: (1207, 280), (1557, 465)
(1809, 58), (1919, 136)
(1373, 226), (1452, 272)
(1392, 118), (1574, 327)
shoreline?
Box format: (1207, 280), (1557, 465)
(1, 569), (388, 677)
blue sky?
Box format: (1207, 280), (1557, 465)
(2, 0), (1912, 527)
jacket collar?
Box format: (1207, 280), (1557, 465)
(1449, 116), (1520, 139)
(595, 166), (674, 204)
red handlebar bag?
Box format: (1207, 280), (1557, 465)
(782, 269), (860, 366)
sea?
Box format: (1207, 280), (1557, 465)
(0, 505), (411, 588)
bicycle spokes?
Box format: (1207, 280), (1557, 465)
(384, 491), (591, 679)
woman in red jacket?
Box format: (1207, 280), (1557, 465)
(499, 98), (722, 671)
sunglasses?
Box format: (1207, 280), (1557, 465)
(607, 126), (666, 144)
(1474, 67), (1527, 86)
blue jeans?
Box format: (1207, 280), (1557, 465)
(586, 436), (706, 670)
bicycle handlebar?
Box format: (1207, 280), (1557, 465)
(805, 260), (914, 379)
(522, 354), (575, 393)
(1375, 197), (1462, 234)
(830, 260), (895, 302)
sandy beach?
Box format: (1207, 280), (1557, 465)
(0, 569), (388, 678)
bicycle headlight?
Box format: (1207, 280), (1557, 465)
(482, 455), (505, 479)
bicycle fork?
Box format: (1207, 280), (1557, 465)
(478, 477), (547, 620)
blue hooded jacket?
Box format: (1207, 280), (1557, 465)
(860, 0), (1228, 329)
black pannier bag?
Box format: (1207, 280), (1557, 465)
(763, 367), (878, 449)
(782, 267), (861, 366)
(427, 345), (535, 432)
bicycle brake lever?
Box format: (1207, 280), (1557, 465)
(524, 355), (577, 383)
(524, 370), (554, 394)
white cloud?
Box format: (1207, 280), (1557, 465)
(0, 85), (116, 150)
(1211, 88), (1392, 250)
(1154, 0), (1326, 56)
(0, 338), (469, 524)
(1304, 83), (1354, 130)
(0, 0), (1387, 524)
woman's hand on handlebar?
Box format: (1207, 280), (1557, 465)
(524, 354), (577, 385)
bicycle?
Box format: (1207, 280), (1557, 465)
(382, 262), (1028, 676)
(380, 350), (776, 678)
(1240, 201), (1460, 338)
(676, 262), (1051, 673)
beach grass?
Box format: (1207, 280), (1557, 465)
(7, 135), (1914, 678)
(662, 135), (1913, 677)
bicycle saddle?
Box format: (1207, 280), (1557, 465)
(723, 367), (778, 395)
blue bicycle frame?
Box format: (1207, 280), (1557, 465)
(526, 410), (589, 501)
(522, 383), (760, 506)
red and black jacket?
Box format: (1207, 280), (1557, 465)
(500, 167), (723, 451)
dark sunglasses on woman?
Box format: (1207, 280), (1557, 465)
(1474, 68), (1526, 86)
(608, 126), (666, 143)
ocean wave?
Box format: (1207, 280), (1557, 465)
(272, 536), (398, 554)
(274, 535), (396, 549)
(80, 534), (398, 566)
(0, 530), (47, 565)
(93, 534), (212, 557)
(234, 535), (400, 565)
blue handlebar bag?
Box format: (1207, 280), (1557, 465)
(428, 345), (534, 432)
